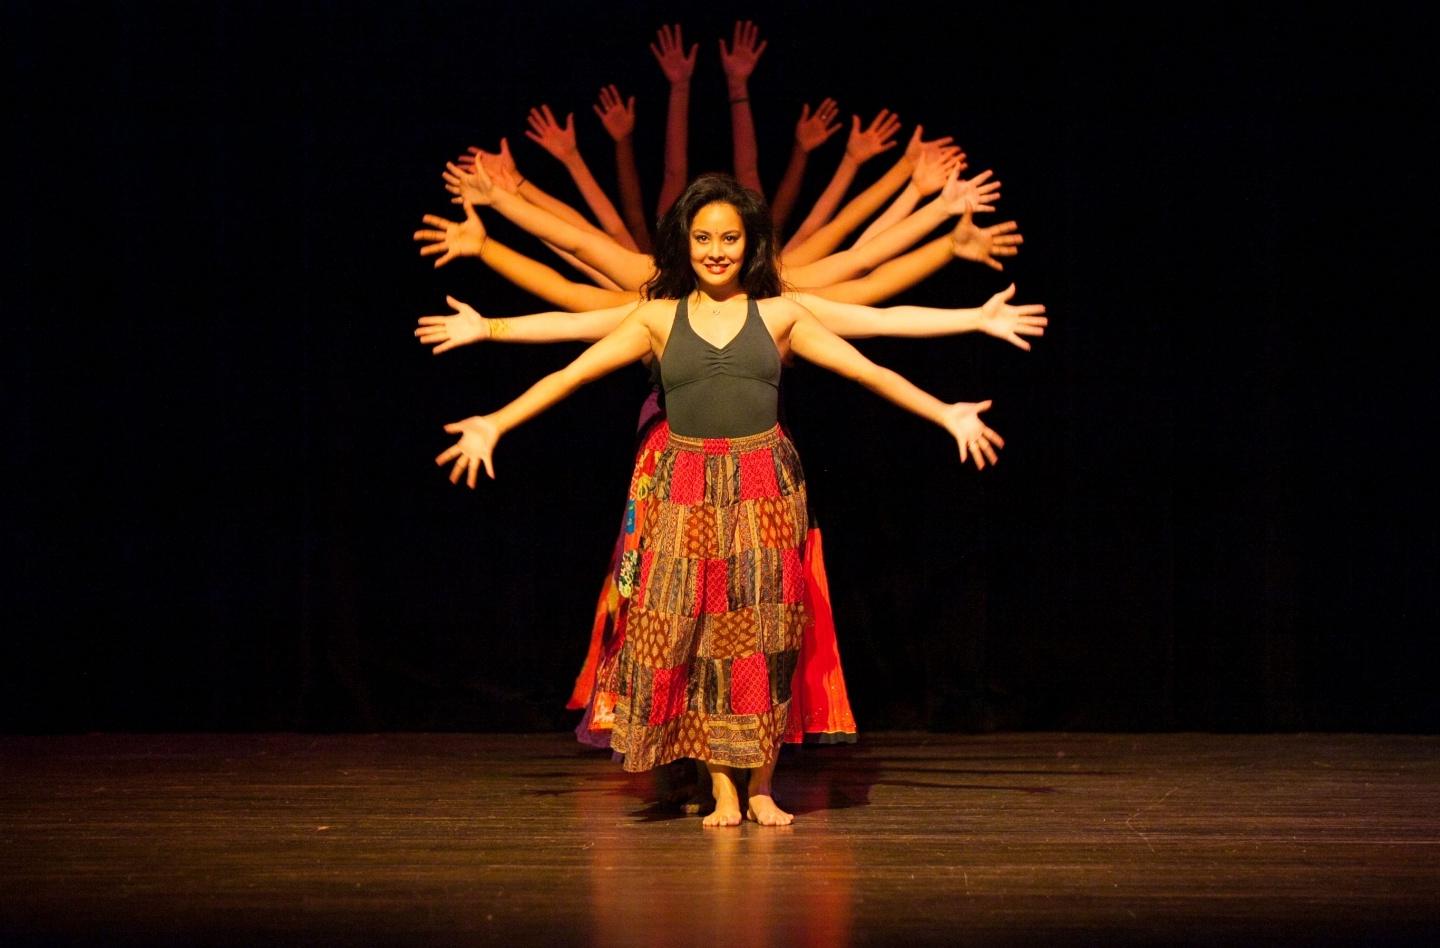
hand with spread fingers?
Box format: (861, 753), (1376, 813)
(941, 400), (1005, 470)
(975, 283), (1048, 351)
(951, 208), (1024, 272)
(435, 414), (500, 487)
(525, 104), (579, 164)
(593, 85), (636, 142)
(650, 23), (697, 83)
(718, 19), (767, 82)
(845, 109), (903, 164)
(941, 168), (1002, 215)
(795, 98), (842, 153)
(413, 202), (487, 270)
(414, 294), (490, 354)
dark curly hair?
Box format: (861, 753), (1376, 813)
(642, 173), (785, 301)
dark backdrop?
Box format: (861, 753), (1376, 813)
(6, 2), (1433, 734)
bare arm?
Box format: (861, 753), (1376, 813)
(853, 127), (964, 248)
(414, 201), (634, 311)
(780, 154), (911, 267)
(770, 98), (841, 236)
(525, 104), (638, 251)
(445, 162), (656, 289)
(435, 306), (661, 485)
(415, 295), (641, 354)
(790, 284), (1047, 348)
(651, 24), (696, 218)
(594, 84), (651, 253)
(781, 301), (1004, 469)
(719, 19), (766, 196)
(782, 109), (902, 254)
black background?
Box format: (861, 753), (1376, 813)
(6, 2), (1433, 734)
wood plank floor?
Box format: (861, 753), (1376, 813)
(2, 732), (1438, 946)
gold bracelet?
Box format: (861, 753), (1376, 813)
(487, 317), (511, 340)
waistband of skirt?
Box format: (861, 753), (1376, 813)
(666, 423), (786, 454)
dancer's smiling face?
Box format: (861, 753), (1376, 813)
(689, 201), (747, 294)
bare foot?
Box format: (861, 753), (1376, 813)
(746, 793), (794, 826)
(702, 764), (743, 828)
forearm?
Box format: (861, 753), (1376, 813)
(855, 363), (949, 427)
(543, 242), (624, 290)
(853, 183), (921, 248)
(518, 179), (605, 237)
(657, 81), (690, 217)
(783, 155), (859, 254)
(480, 235), (634, 313)
(801, 236), (951, 304)
(728, 78), (762, 195)
(770, 144), (808, 238)
(562, 154), (639, 251)
(613, 135), (651, 253)
(490, 319), (651, 433)
(493, 190), (654, 289)
(485, 307), (634, 345)
(791, 291), (982, 339)
(793, 197), (947, 285)
(782, 157), (913, 266)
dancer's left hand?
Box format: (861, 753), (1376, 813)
(436, 415), (500, 486)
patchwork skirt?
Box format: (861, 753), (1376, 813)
(603, 424), (810, 772)
(570, 418), (857, 756)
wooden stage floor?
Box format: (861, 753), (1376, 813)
(3, 732), (1438, 946)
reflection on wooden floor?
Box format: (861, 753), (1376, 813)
(3, 732), (1438, 945)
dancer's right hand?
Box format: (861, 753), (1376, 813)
(415, 295), (489, 354)
(650, 24), (697, 83)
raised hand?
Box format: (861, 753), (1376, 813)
(940, 168), (1002, 214)
(796, 98), (842, 152)
(718, 20), (766, 82)
(912, 143), (967, 196)
(414, 294), (490, 354)
(846, 109), (902, 164)
(593, 85), (636, 141)
(525, 105), (578, 163)
(903, 124), (956, 165)
(941, 400), (1005, 470)
(413, 201), (487, 270)
(436, 414), (500, 487)
(951, 207), (1024, 272)
(442, 160), (496, 206)
(975, 283), (1048, 351)
(650, 23), (697, 83)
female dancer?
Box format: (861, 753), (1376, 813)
(432, 174), (1015, 827)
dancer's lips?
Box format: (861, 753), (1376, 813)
(705, 262), (730, 274)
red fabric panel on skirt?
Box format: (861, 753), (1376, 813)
(730, 652), (772, 715)
(648, 665), (688, 725)
(739, 447), (781, 500)
(668, 451), (705, 505)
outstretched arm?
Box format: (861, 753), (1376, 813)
(782, 109), (902, 253)
(444, 161), (656, 289)
(435, 305), (659, 485)
(780, 153), (911, 267)
(853, 126), (964, 248)
(651, 23), (697, 218)
(719, 19), (767, 196)
(781, 301), (1004, 469)
(594, 84), (651, 253)
(785, 169), (1002, 286)
(807, 208), (1025, 304)
(461, 140), (605, 239)
(415, 295), (641, 355)
(525, 104), (638, 252)
(770, 98), (841, 236)
(791, 284), (1046, 349)
(415, 201), (638, 311)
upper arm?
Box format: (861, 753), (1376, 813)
(565, 304), (660, 383)
(788, 292), (881, 338)
(786, 304), (876, 382)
